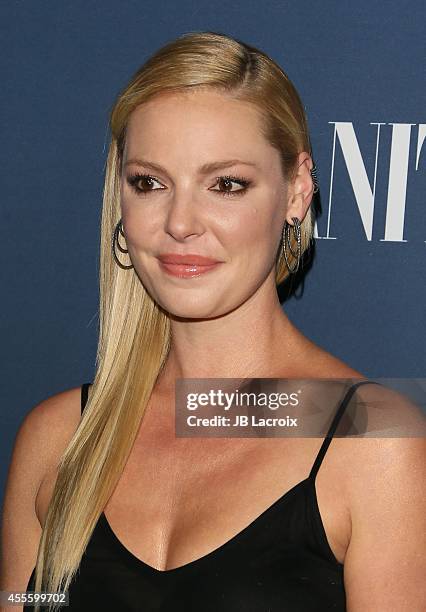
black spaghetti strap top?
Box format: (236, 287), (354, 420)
(26, 380), (379, 611)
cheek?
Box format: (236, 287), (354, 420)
(121, 207), (158, 251)
(232, 207), (278, 262)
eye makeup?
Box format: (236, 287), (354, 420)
(126, 173), (252, 198)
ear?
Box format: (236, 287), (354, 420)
(285, 152), (315, 225)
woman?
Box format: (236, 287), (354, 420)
(1, 31), (424, 611)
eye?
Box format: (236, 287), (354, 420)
(126, 172), (252, 198)
(127, 173), (165, 195)
(210, 175), (251, 197)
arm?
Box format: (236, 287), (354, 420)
(0, 387), (82, 611)
(344, 435), (426, 611)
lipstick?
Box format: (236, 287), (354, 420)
(157, 253), (223, 278)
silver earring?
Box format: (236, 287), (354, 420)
(310, 163), (319, 194)
(282, 217), (301, 274)
(112, 219), (134, 270)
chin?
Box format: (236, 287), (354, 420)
(155, 293), (228, 320)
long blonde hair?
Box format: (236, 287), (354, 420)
(32, 31), (315, 609)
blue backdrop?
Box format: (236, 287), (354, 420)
(1, 1), (425, 507)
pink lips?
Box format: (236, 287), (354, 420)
(157, 253), (223, 278)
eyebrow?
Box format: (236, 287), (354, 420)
(124, 158), (261, 174)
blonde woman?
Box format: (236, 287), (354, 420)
(1, 31), (424, 612)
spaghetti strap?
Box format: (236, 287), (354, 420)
(81, 382), (92, 415)
(309, 380), (380, 480)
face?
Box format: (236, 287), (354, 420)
(120, 89), (289, 319)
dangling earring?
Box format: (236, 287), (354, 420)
(282, 216), (301, 274)
(112, 219), (134, 270)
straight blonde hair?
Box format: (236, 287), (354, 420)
(32, 31), (316, 609)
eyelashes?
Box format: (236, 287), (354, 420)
(126, 173), (252, 198)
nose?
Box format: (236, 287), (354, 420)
(164, 188), (204, 241)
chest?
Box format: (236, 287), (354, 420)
(98, 432), (351, 571)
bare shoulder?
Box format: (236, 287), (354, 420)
(0, 385), (83, 592)
(335, 382), (425, 483)
(27, 386), (84, 523)
(12, 385), (84, 491)
(351, 380), (425, 433)
(298, 337), (365, 379)
(6, 384), (84, 515)
(22, 385), (83, 458)
(340, 383), (426, 608)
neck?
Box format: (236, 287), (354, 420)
(156, 283), (312, 390)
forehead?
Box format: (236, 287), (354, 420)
(127, 88), (265, 129)
(124, 89), (278, 166)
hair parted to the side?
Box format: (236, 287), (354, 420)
(31, 31), (316, 610)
